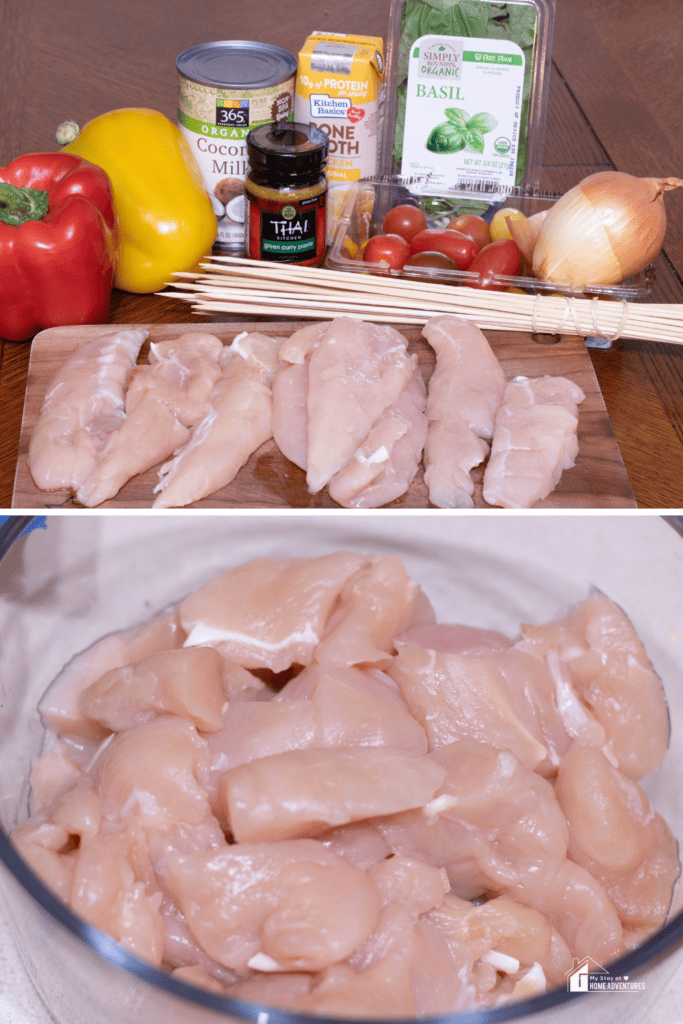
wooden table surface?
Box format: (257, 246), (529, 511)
(1, 0), (682, 510)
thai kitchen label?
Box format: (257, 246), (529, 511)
(400, 35), (525, 191)
(178, 74), (295, 249)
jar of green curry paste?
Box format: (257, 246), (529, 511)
(245, 121), (329, 265)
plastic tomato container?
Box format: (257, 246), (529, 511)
(1, 514), (682, 1024)
(325, 176), (655, 299)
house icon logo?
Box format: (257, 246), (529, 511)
(566, 957), (610, 992)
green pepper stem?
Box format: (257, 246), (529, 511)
(0, 182), (49, 226)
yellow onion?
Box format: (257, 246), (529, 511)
(532, 171), (683, 287)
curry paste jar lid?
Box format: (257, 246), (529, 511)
(247, 122), (329, 180)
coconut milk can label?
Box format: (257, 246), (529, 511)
(400, 34), (525, 191)
(178, 74), (295, 249)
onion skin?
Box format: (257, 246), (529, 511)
(532, 172), (683, 288)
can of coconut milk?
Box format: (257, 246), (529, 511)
(177, 41), (298, 251)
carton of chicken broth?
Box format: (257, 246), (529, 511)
(295, 32), (384, 242)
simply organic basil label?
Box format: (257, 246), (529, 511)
(400, 34), (525, 190)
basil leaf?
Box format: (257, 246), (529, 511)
(445, 107), (470, 126)
(464, 127), (486, 153)
(467, 111), (498, 134)
(427, 122), (467, 153)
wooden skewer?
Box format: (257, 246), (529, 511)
(161, 256), (683, 345)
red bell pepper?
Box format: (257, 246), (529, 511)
(0, 153), (117, 342)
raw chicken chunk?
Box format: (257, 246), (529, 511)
(76, 333), (223, 507)
(375, 740), (568, 898)
(555, 743), (679, 929)
(164, 839), (381, 973)
(389, 643), (549, 770)
(94, 716), (211, 829)
(39, 609), (185, 741)
(422, 315), (506, 508)
(315, 554), (423, 669)
(327, 372), (428, 509)
(153, 331), (280, 508)
(70, 832), (165, 965)
(219, 747), (446, 842)
(179, 553), (364, 671)
(79, 647), (227, 733)
(27, 328), (147, 492)
(482, 374), (586, 508)
(518, 592), (669, 779)
(425, 893), (573, 990)
(11, 819), (75, 901)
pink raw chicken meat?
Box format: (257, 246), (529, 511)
(179, 552), (364, 671)
(482, 374), (586, 508)
(389, 643), (549, 771)
(219, 746), (446, 842)
(38, 609), (185, 742)
(79, 646), (227, 733)
(421, 315), (506, 508)
(314, 553), (425, 669)
(76, 333), (223, 507)
(202, 662), (427, 792)
(554, 743), (679, 929)
(27, 328), (147, 492)
(327, 372), (428, 509)
(164, 839), (381, 973)
(517, 591), (669, 780)
(153, 331), (280, 508)
(374, 740), (568, 899)
(303, 318), (417, 494)
(425, 893), (572, 992)
(93, 715), (212, 830)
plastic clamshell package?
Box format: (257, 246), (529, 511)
(325, 176), (655, 299)
(381, 0), (556, 197)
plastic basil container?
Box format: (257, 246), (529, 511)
(381, 0), (555, 209)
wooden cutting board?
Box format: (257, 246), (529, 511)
(12, 321), (636, 509)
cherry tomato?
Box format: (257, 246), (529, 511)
(409, 228), (478, 269)
(467, 239), (522, 290)
(363, 233), (410, 270)
(405, 251), (456, 270)
(382, 204), (428, 242)
(445, 214), (491, 251)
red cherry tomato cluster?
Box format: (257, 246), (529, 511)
(362, 204), (522, 289)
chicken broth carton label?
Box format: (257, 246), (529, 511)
(295, 32), (384, 242)
(400, 35), (525, 191)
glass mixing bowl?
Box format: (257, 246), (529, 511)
(1, 513), (682, 1024)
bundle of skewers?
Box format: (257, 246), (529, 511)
(165, 255), (683, 346)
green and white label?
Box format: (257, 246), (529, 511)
(400, 34), (525, 190)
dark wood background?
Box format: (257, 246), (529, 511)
(1, 0), (682, 508)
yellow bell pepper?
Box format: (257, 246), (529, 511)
(63, 108), (217, 293)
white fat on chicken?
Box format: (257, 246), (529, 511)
(28, 329), (147, 492)
(153, 332), (280, 508)
(421, 315), (506, 508)
(179, 553), (365, 672)
(482, 374), (586, 508)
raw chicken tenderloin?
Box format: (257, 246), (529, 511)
(27, 329), (147, 492)
(153, 331), (280, 508)
(421, 315), (506, 508)
(305, 318), (416, 493)
(328, 372), (428, 508)
(272, 321), (328, 469)
(482, 374), (586, 509)
(76, 334), (223, 506)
